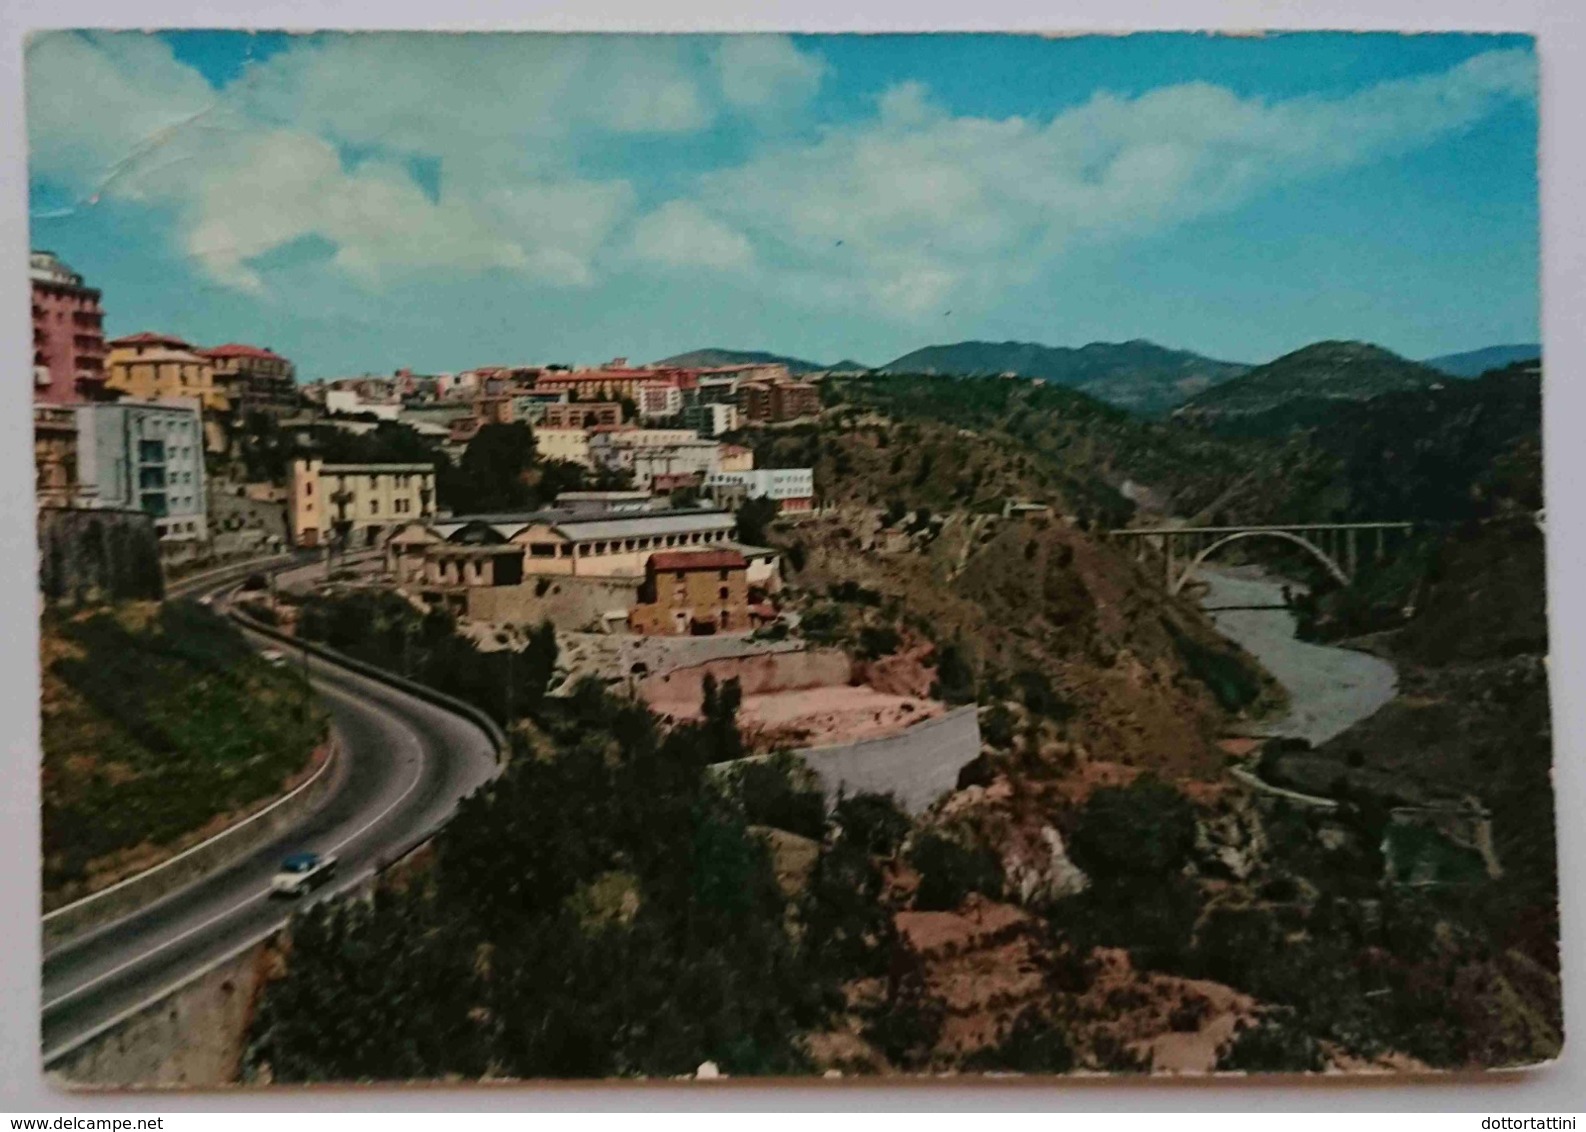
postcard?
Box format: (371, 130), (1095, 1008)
(30, 29), (1553, 1087)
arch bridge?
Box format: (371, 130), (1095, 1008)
(1109, 522), (1415, 596)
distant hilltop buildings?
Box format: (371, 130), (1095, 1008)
(30, 247), (821, 574)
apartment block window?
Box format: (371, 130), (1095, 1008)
(370, 499), (380, 514)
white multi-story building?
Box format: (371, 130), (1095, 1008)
(73, 398), (208, 541)
(683, 402), (739, 437)
(587, 428), (701, 473)
(705, 468), (815, 513)
(636, 381), (684, 420)
(325, 388), (402, 420)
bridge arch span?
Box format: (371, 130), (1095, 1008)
(1171, 529), (1349, 596)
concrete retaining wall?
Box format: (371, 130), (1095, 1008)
(42, 740), (339, 954)
(465, 574), (642, 629)
(48, 941), (272, 1089)
(640, 648), (855, 712)
(797, 705), (981, 814)
(38, 506), (164, 604)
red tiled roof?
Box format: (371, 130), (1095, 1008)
(200, 343), (286, 360)
(110, 331), (191, 348)
(649, 549), (747, 572)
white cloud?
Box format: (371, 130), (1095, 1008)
(715, 35), (825, 112)
(26, 31), (706, 293)
(631, 201), (754, 271)
(676, 47), (1536, 319)
(26, 31), (216, 196)
(26, 31), (1533, 323)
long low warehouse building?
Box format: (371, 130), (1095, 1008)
(385, 507), (781, 625)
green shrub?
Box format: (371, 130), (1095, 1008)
(834, 792), (911, 857)
(909, 831), (1002, 911)
(980, 703), (1016, 749)
(864, 983), (944, 1070)
(857, 624), (901, 659)
(733, 755), (826, 839)
(1216, 1017), (1325, 1073)
(1066, 776), (1198, 881)
(965, 1010), (1075, 1074)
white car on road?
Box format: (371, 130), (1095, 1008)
(270, 851), (338, 898)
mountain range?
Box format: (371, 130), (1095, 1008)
(1421, 343), (1541, 378)
(874, 339), (1250, 416)
(654, 337), (1539, 417)
(652, 348), (832, 375)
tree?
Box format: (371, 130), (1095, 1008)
(453, 422), (537, 512)
(733, 753), (825, 839)
(833, 792), (911, 857)
(930, 640), (976, 705)
(1216, 1017), (1325, 1073)
(1066, 775), (1198, 881)
(735, 496), (780, 547)
(908, 831), (1002, 911)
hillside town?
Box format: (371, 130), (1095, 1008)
(32, 248), (822, 639)
(26, 27), (1562, 1097)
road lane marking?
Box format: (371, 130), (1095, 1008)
(41, 677), (429, 1016)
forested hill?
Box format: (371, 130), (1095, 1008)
(815, 361), (1540, 530)
(1193, 361), (1543, 526)
(877, 339), (1248, 416)
(652, 348), (828, 374)
(1174, 341), (1443, 423)
(1423, 344), (1541, 378)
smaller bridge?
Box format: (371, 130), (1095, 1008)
(1110, 522), (1414, 596)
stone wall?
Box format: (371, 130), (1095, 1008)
(639, 647), (855, 712)
(465, 574), (643, 629)
(49, 941), (271, 1089)
(37, 506), (164, 604)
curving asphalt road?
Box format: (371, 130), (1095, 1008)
(40, 580), (501, 1063)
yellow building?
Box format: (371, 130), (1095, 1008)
(717, 444), (755, 473)
(289, 458), (437, 548)
(387, 508), (740, 586)
(628, 549), (750, 635)
(533, 426), (592, 466)
(107, 332), (227, 413)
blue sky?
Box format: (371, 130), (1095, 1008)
(26, 31), (1537, 378)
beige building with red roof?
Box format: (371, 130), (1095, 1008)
(106, 332), (223, 412)
(200, 342), (297, 418)
(628, 548), (751, 635)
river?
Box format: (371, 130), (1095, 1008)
(1195, 565), (1398, 746)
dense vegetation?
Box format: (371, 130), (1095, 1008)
(1176, 341), (1442, 420)
(40, 601), (328, 903)
(294, 589), (558, 724)
(247, 345), (1555, 1078)
(249, 673), (938, 1081)
(877, 338), (1249, 416)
